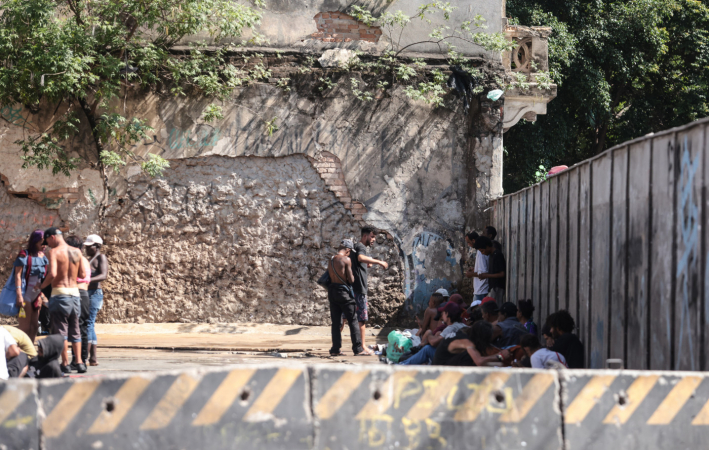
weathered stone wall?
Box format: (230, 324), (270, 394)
(0, 43), (514, 324)
(99, 155), (404, 325)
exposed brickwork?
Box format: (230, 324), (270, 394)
(308, 151), (367, 224)
(0, 174), (80, 208)
(311, 12), (382, 43)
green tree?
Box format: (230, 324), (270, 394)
(504, 0), (709, 192)
(0, 0), (264, 208)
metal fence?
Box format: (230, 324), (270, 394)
(492, 117), (709, 370)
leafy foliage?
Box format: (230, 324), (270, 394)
(0, 0), (264, 184)
(346, 2), (515, 106)
(504, 0), (709, 192)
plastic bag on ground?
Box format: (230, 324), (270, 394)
(386, 330), (413, 363)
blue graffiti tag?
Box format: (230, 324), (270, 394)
(168, 127), (221, 150)
(676, 136), (700, 371)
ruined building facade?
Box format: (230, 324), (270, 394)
(0, 0), (554, 325)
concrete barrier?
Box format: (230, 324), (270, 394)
(6, 365), (709, 449)
(0, 379), (37, 450)
(561, 370), (709, 450)
(311, 366), (562, 450)
(37, 365), (312, 450)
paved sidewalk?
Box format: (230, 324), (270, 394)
(73, 322), (394, 375)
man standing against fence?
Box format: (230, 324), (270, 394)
(474, 236), (506, 303)
(350, 227), (389, 354)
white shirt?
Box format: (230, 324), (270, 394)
(530, 348), (567, 369)
(0, 327), (17, 380)
(473, 250), (489, 295)
(440, 322), (467, 339)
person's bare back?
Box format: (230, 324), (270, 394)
(47, 243), (82, 289)
(328, 254), (354, 285)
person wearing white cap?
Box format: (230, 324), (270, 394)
(85, 235), (109, 366)
(434, 288), (450, 299)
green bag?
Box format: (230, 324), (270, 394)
(386, 331), (413, 363)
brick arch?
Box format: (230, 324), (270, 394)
(308, 152), (367, 224)
(311, 11), (382, 43)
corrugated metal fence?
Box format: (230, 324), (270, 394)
(492, 117), (709, 370)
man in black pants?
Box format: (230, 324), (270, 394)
(328, 239), (364, 356)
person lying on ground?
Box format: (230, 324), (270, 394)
(434, 320), (511, 366)
(400, 303), (465, 365)
(416, 293), (444, 337)
(521, 334), (567, 368)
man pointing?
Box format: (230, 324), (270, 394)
(349, 227), (388, 354)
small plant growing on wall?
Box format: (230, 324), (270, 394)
(345, 2), (518, 106)
(0, 0), (266, 214)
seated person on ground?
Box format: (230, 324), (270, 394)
(27, 335), (65, 379)
(433, 320), (511, 366)
(2, 326), (38, 358)
(541, 322), (555, 349)
(401, 303), (465, 365)
(492, 302), (528, 349)
(416, 293), (445, 337)
(481, 299), (499, 325)
(517, 299), (538, 335)
(521, 334), (567, 369)
(549, 310), (585, 369)
(1, 325), (28, 379)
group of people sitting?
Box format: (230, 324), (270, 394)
(403, 290), (584, 369)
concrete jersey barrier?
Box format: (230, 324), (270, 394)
(3, 364), (709, 449)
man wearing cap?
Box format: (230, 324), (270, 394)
(35, 228), (86, 373)
(401, 302), (465, 365)
(349, 227), (388, 355)
(328, 240), (364, 356)
(85, 234), (108, 366)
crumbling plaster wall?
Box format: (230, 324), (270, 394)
(187, 0), (505, 58)
(119, 67), (496, 313)
(100, 155), (403, 325)
(0, 57), (505, 323)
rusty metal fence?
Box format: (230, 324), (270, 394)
(492, 117), (709, 370)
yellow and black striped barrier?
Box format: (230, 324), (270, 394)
(311, 366), (560, 450)
(562, 370), (709, 449)
(4, 365), (709, 449)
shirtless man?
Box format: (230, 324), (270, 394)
(328, 239), (364, 356)
(35, 228), (86, 373)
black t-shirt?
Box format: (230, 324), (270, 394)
(551, 333), (585, 369)
(351, 242), (369, 294)
(488, 248), (506, 289)
(432, 331), (476, 366)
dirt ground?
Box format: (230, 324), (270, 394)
(70, 322), (396, 376)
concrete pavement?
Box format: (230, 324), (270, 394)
(73, 322), (394, 375)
